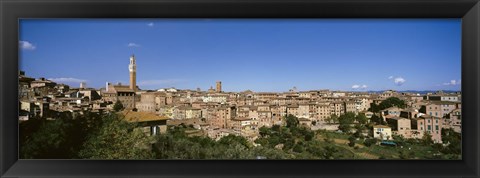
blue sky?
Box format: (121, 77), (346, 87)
(19, 19), (461, 92)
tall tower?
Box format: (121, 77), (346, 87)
(128, 54), (137, 92)
(216, 81), (222, 93)
(80, 82), (86, 89)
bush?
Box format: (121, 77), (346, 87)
(113, 101), (124, 112)
(363, 138), (377, 147)
(348, 136), (356, 147)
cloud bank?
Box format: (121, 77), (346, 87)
(388, 76), (406, 86)
(352, 84), (368, 90)
(48, 77), (87, 83)
(394, 77), (406, 86)
(443, 79), (461, 86)
(19, 41), (36, 50)
(127, 43), (140, 47)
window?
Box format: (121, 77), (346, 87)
(428, 125), (432, 130)
(436, 125), (439, 130)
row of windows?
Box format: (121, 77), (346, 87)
(427, 125), (440, 131)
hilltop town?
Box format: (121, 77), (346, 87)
(19, 55), (462, 147)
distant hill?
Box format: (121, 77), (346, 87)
(365, 90), (461, 95)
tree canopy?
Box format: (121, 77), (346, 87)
(369, 97), (406, 112)
(79, 114), (155, 159)
(113, 100), (125, 112)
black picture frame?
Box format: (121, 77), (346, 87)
(1, 0), (479, 177)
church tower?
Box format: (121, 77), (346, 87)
(129, 54), (137, 92)
(216, 81), (222, 93)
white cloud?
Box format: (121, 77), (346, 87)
(19, 41), (36, 50)
(127, 43), (140, 47)
(443, 79), (461, 86)
(48, 77), (87, 83)
(352, 84), (368, 90)
(394, 77), (406, 86)
(388, 76), (394, 79)
(147, 22), (154, 27)
(138, 79), (184, 86)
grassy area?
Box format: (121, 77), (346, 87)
(315, 130), (442, 159)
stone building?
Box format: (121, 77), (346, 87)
(216, 81), (222, 93)
(102, 83), (136, 109)
(101, 55), (139, 109)
(426, 101), (458, 118)
(411, 115), (443, 143)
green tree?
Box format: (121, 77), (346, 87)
(79, 114), (155, 159)
(259, 126), (271, 137)
(20, 111), (107, 159)
(422, 132), (434, 145)
(323, 133), (334, 143)
(441, 128), (461, 155)
(355, 114), (368, 125)
(218, 135), (250, 148)
(285, 114), (299, 128)
(328, 114), (339, 124)
(292, 143), (305, 153)
(338, 112), (355, 133)
(113, 100), (125, 112)
(368, 103), (380, 112)
(378, 97), (407, 110)
(348, 136), (356, 147)
(323, 145), (338, 159)
(21, 119), (72, 159)
(271, 124), (281, 132)
(363, 138), (377, 147)
(370, 114), (386, 125)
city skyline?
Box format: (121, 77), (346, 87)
(19, 19), (461, 92)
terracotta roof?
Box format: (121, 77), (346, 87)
(373, 125), (391, 128)
(384, 115), (396, 119)
(112, 85), (135, 93)
(403, 108), (417, 112)
(121, 111), (170, 122)
(389, 116), (409, 120)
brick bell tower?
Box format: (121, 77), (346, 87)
(129, 54), (137, 92)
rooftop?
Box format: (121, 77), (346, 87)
(373, 125), (391, 128)
(121, 111), (170, 123)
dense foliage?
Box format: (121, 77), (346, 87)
(20, 111), (103, 158)
(369, 97), (407, 112)
(113, 101), (125, 112)
(20, 113), (461, 160)
(79, 114), (154, 159)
